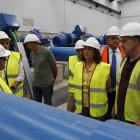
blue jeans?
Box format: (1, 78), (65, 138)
(32, 85), (53, 106)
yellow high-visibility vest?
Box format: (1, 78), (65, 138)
(1, 52), (23, 96)
(0, 77), (12, 94)
(73, 62), (110, 117)
(115, 58), (140, 122)
(68, 55), (79, 93)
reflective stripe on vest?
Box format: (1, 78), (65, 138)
(90, 88), (106, 93)
(115, 59), (140, 122)
(75, 100), (108, 108)
(73, 62), (110, 117)
(90, 101), (108, 108)
(72, 84), (106, 93)
(7, 74), (17, 78)
(69, 84), (82, 90)
(116, 82), (140, 90)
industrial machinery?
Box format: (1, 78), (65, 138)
(53, 25), (91, 47)
(0, 13), (20, 51)
(51, 25), (107, 61)
(50, 25), (93, 61)
(96, 35), (107, 47)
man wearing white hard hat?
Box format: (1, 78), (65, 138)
(115, 22), (140, 126)
(0, 31), (24, 96)
(101, 26), (125, 120)
(72, 37), (110, 120)
(64, 40), (84, 112)
(0, 44), (12, 94)
(24, 34), (57, 106)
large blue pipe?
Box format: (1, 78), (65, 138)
(49, 46), (76, 61)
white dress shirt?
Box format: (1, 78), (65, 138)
(108, 47), (122, 78)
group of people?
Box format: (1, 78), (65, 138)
(65, 22), (140, 126)
(0, 31), (57, 106)
(0, 31), (24, 96)
(0, 21), (140, 126)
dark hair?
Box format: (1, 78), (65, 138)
(81, 48), (101, 64)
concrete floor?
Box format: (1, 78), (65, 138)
(54, 79), (68, 90)
(57, 102), (67, 110)
(54, 79), (68, 110)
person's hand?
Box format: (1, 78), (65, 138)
(135, 119), (140, 126)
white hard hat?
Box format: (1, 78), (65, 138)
(120, 22), (140, 37)
(74, 40), (84, 49)
(0, 31), (10, 40)
(0, 44), (11, 57)
(106, 26), (120, 36)
(82, 37), (100, 50)
(24, 34), (40, 43)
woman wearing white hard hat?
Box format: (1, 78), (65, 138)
(0, 44), (12, 94)
(24, 34), (57, 106)
(72, 37), (111, 120)
(64, 39), (84, 112)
